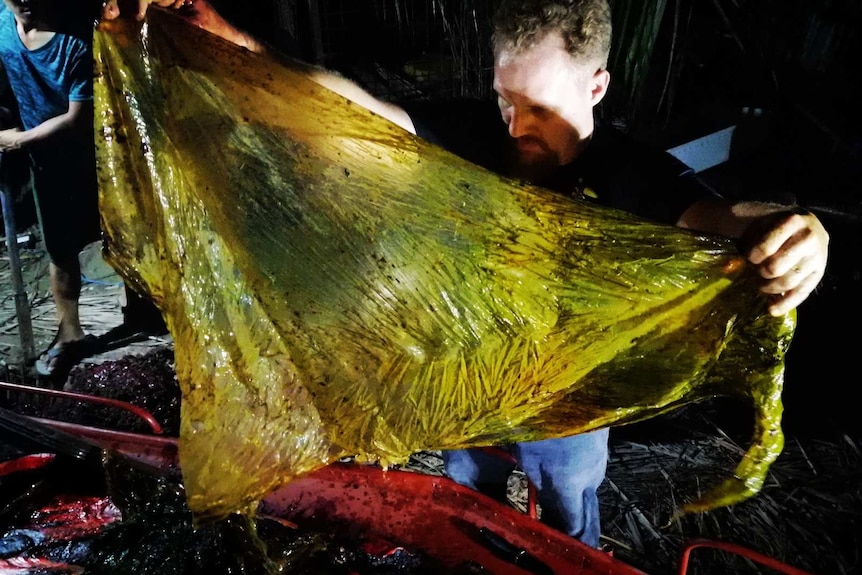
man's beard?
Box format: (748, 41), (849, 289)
(506, 138), (559, 185)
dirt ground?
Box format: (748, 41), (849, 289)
(0, 232), (172, 375)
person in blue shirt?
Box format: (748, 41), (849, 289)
(0, 0), (102, 379)
(0, 0), (100, 374)
(106, 0), (830, 550)
(0, 0), (168, 383)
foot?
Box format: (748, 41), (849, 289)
(34, 335), (100, 379)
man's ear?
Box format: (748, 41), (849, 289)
(590, 69), (611, 106)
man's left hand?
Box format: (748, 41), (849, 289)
(744, 208), (829, 316)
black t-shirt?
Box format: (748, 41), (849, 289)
(402, 99), (719, 226)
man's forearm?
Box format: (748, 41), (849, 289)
(677, 197), (795, 239)
(102, 0), (413, 133)
(3, 102), (91, 150)
(307, 69), (416, 134)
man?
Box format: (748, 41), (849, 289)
(106, 0), (829, 549)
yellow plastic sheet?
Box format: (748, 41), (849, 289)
(93, 11), (795, 522)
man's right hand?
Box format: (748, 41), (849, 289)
(99, 0), (267, 53)
(102, 0), (187, 21)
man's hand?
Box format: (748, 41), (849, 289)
(679, 199), (830, 316)
(99, 0), (266, 53)
(102, 0), (186, 21)
(0, 128), (22, 152)
(744, 208), (829, 316)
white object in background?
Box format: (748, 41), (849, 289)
(666, 125), (736, 174)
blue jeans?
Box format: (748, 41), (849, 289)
(442, 428), (609, 548)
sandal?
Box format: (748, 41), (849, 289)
(34, 334), (100, 378)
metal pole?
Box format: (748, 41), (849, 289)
(0, 151), (36, 367)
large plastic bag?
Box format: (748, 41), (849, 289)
(93, 10), (794, 522)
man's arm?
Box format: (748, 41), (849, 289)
(306, 70), (415, 134)
(102, 0), (415, 133)
(103, 0), (265, 53)
(102, 0), (182, 22)
(0, 100), (92, 151)
(678, 198), (829, 317)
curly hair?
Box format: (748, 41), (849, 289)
(492, 0), (612, 68)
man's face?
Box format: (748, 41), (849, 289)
(493, 31), (608, 178)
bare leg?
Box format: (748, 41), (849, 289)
(49, 255), (85, 345)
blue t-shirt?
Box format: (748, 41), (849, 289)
(0, 4), (92, 131)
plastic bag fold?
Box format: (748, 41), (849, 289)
(93, 11), (795, 522)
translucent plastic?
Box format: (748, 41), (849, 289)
(93, 11), (795, 523)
